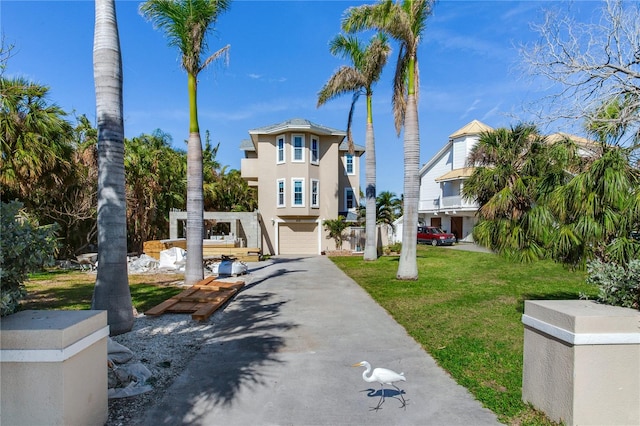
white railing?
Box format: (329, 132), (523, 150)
(419, 196), (478, 211)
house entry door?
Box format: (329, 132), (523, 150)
(430, 217), (442, 228)
(451, 217), (463, 241)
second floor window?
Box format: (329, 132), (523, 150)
(311, 179), (319, 208)
(292, 178), (304, 206)
(292, 135), (304, 162)
(345, 153), (354, 175)
(310, 136), (319, 164)
(277, 179), (285, 207)
(277, 136), (285, 164)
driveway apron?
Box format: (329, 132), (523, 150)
(139, 255), (501, 426)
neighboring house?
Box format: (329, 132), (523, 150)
(418, 119), (492, 242)
(416, 119), (599, 243)
(240, 118), (364, 255)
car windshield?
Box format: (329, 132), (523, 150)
(431, 228), (445, 234)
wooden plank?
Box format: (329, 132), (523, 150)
(144, 287), (199, 315)
(191, 290), (237, 321)
(181, 289), (236, 303)
(144, 298), (180, 316)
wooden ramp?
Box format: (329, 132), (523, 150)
(145, 277), (244, 321)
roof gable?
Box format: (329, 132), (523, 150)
(449, 120), (493, 139)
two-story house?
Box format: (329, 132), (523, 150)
(418, 120), (491, 242)
(417, 119), (599, 243)
(240, 118), (363, 255)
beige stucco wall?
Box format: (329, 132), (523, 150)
(1, 310), (108, 426)
(522, 300), (640, 426)
(249, 130), (358, 255)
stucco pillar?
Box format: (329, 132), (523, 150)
(522, 300), (640, 426)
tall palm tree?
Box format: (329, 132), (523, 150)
(92, 0), (133, 336)
(317, 33), (391, 261)
(343, 0), (435, 279)
(140, 0), (230, 285)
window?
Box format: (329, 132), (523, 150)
(277, 135), (285, 164)
(277, 179), (285, 207)
(345, 188), (356, 210)
(292, 178), (304, 206)
(310, 136), (319, 164)
(311, 179), (319, 208)
(292, 134), (305, 162)
(345, 153), (354, 175)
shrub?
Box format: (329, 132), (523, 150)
(586, 259), (640, 309)
(323, 216), (348, 250)
(0, 201), (59, 316)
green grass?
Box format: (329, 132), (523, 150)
(330, 245), (596, 425)
(22, 271), (184, 313)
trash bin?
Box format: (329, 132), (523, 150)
(1, 310), (109, 426)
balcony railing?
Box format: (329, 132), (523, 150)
(419, 196), (478, 212)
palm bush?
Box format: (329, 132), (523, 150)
(0, 201), (58, 316)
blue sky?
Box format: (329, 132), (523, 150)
(3, 0), (599, 196)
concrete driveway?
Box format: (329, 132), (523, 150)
(138, 256), (500, 426)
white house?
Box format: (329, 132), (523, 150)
(417, 119), (492, 242)
(409, 119), (599, 244)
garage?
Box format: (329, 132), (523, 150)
(278, 222), (318, 255)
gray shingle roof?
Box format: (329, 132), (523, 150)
(249, 118), (346, 137)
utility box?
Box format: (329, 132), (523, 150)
(522, 300), (640, 426)
(0, 310), (109, 426)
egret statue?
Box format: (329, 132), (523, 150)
(352, 361), (407, 410)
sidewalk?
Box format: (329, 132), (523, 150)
(138, 256), (501, 425)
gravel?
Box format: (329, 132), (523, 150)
(106, 275), (248, 426)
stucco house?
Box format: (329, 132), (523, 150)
(240, 118), (364, 255)
(416, 119), (599, 243)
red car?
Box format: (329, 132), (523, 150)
(417, 226), (456, 246)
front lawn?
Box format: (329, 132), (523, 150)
(22, 271), (184, 313)
(330, 245), (596, 425)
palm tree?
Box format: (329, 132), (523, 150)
(92, 0), (133, 336)
(376, 190), (401, 228)
(140, 0), (230, 286)
(318, 33), (391, 261)
(343, 0), (435, 279)
(0, 77), (74, 204)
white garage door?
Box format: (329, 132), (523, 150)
(279, 223), (318, 255)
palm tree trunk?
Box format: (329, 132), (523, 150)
(92, 0), (133, 335)
(185, 73), (204, 285)
(397, 92), (420, 280)
(363, 95), (378, 260)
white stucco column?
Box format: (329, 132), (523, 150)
(317, 218), (323, 255)
(273, 218), (279, 256)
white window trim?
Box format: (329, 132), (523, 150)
(345, 187), (356, 210)
(291, 134), (305, 163)
(310, 135), (319, 165)
(291, 178), (305, 207)
(345, 153), (355, 175)
(310, 179), (319, 208)
(277, 179), (286, 208)
(276, 135), (285, 164)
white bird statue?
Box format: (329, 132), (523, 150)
(352, 361), (407, 410)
